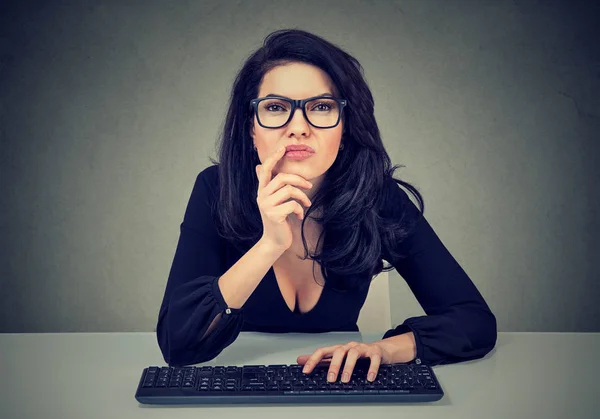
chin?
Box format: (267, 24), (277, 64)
(279, 163), (308, 173)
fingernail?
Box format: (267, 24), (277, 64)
(302, 365), (309, 373)
(328, 372), (335, 382)
(368, 372), (376, 381)
(342, 372), (349, 382)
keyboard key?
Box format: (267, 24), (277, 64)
(243, 366), (265, 374)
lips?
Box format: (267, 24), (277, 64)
(285, 144), (315, 153)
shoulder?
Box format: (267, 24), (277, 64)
(179, 165), (227, 244)
(183, 165), (220, 220)
(378, 176), (424, 222)
(193, 164), (220, 199)
(197, 164), (219, 185)
(379, 177), (410, 211)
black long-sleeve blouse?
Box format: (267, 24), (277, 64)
(157, 165), (497, 367)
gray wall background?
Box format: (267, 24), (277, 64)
(1, 0), (598, 333)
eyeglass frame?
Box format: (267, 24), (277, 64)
(249, 95), (348, 129)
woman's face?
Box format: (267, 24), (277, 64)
(250, 62), (343, 197)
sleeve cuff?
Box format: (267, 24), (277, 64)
(382, 321), (424, 364)
(210, 276), (243, 315)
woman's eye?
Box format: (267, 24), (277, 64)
(264, 102), (288, 112)
(311, 103), (332, 112)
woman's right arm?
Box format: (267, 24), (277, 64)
(201, 239), (285, 339)
(156, 167), (285, 367)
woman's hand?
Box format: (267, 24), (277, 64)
(296, 341), (396, 383)
(256, 146), (313, 251)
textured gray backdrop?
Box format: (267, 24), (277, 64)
(1, 0), (598, 333)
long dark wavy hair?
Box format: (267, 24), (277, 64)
(208, 29), (425, 292)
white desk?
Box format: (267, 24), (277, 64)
(1, 332), (598, 418)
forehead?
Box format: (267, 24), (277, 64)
(258, 62), (336, 98)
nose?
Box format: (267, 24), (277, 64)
(285, 106), (310, 137)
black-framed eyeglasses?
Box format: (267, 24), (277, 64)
(249, 95), (348, 129)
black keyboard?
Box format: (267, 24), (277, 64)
(135, 360), (444, 404)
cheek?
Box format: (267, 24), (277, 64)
(254, 131), (282, 162)
(323, 132), (343, 159)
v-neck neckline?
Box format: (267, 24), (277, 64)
(268, 266), (327, 316)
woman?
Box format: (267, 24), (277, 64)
(157, 29), (496, 384)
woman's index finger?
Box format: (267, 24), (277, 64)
(259, 146), (286, 190)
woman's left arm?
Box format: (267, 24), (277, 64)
(379, 183), (497, 366)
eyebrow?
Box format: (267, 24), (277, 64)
(264, 92), (333, 98)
